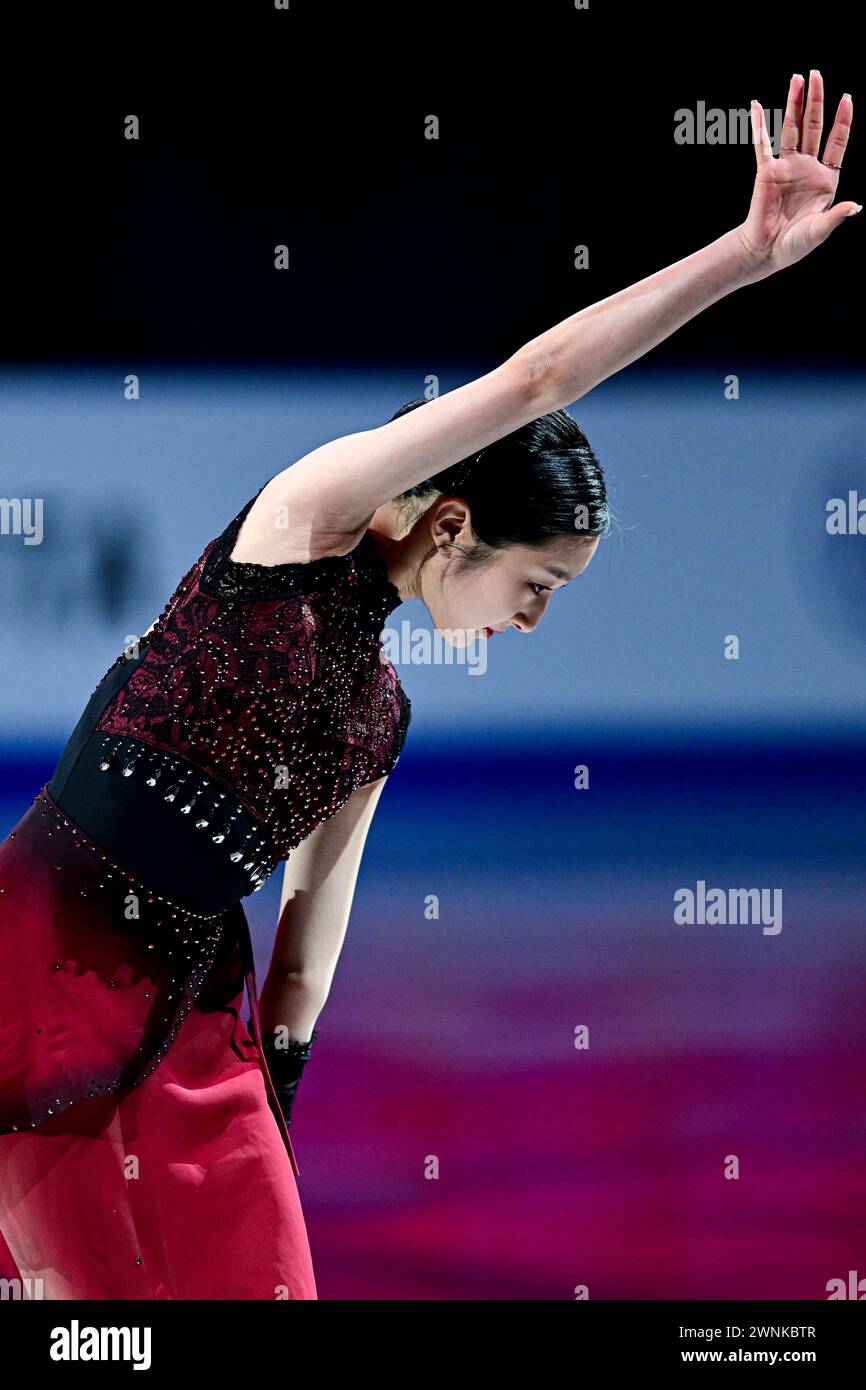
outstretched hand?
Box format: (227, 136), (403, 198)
(736, 72), (859, 277)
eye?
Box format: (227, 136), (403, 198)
(528, 582), (551, 597)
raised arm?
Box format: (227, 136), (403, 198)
(518, 78), (856, 411)
(237, 72), (855, 555)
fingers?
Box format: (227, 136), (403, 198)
(750, 100), (773, 166)
(821, 91), (853, 170)
(811, 200), (863, 249)
(780, 73), (805, 151)
(801, 69), (824, 157)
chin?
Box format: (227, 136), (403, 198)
(436, 624), (481, 649)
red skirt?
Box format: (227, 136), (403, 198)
(0, 789), (317, 1300)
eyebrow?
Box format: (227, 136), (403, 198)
(543, 565), (570, 581)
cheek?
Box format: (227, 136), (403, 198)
(480, 571), (518, 620)
(448, 572), (501, 622)
(438, 564), (516, 628)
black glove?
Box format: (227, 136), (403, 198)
(249, 1020), (318, 1126)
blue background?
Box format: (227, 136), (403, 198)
(2, 363), (864, 1297)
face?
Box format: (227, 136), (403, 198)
(423, 519), (600, 648)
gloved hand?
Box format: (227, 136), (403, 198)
(248, 1020), (318, 1126)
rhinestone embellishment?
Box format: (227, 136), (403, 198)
(92, 483), (412, 867)
(94, 736), (276, 891)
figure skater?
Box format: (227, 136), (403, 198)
(0, 74), (855, 1299)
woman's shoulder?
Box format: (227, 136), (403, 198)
(229, 473), (372, 566)
(197, 478), (378, 605)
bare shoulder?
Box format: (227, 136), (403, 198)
(230, 470), (375, 566)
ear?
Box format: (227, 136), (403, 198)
(429, 499), (472, 551)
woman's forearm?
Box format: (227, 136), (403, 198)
(520, 225), (764, 408)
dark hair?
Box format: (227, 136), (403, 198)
(387, 397), (610, 581)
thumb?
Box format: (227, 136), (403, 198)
(811, 201), (863, 247)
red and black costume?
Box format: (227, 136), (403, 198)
(0, 479), (410, 1298)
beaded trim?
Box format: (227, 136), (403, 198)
(94, 732), (277, 892)
(34, 784), (228, 925)
(0, 788), (231, 1132)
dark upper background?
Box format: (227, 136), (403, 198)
(2, 4), (861, 368)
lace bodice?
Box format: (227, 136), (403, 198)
(2, 483), (412, 1163)
(88, 481), (412, 887)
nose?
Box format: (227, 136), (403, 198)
(510, 611), (542, 634)
(510, 592), (550, 634)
